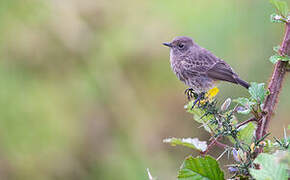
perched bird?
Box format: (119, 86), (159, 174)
(163, 36), (249, 95)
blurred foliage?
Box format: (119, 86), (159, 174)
(250, 153), (288, 180)
(0, 0), (288, 179)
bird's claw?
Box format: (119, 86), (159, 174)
(184, 89), (207, 109)
(184, 88), (195, 101)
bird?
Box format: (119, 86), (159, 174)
(163, 36), (249, 103)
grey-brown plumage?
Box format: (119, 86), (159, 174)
(163, 36), (249, 93)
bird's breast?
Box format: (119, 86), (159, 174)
(170, 59), (187, 83)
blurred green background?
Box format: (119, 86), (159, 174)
(0, 0), (289, 179)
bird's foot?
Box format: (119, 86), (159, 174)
(184, 88), (207, 109)
(184, 88), (195, 101)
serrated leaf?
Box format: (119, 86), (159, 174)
(178, 155), (224, 180)
(249, 82), (267, 103)
(163, 137), (207, 152)
(237, 122), (256, 145)
(270, 0), (289, 17)
(250, 153), (288, 180)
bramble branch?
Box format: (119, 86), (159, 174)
(255, 21), (290, 147)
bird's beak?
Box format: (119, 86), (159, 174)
(162, 42), (172, 48)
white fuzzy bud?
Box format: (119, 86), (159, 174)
(221, 98), (231, 111)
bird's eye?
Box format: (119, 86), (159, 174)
(178, 43), (185, 49)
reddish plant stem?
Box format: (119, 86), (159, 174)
(215, 141), (228, 149)
(201, 138), (217, 155)
(255, 22), (290, 144)
(201, 137), (228, 155)
(236, 117), (256, 129)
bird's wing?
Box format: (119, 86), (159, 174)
(182, 49), (249, 88)
(181, 48), (219, 76)
(206, 60), (238, 84)
(197, 48), (219, 66)
(180, 59), (204, 77)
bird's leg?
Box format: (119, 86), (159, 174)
(191, 92), (206, 109)
(184, 88), (195, 101)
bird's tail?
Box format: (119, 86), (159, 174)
(236, 78), (250, 89)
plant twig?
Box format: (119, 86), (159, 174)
(201, 136), (228, 155)
(236, 117), (257, 129)
(215, 141), (228, 149)
(255, 21), (290, 150)
(201, 138), (218, 155)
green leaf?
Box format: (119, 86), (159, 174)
(270, 54), (281, 64)
(185, 102), (217, 133)
(263, 140), (276, 153)
(280, 56), (290, 61)
(178, 155), (224, 180)
(237, 122), (256, 145)
(269, 0), (289, 17)
(228, 122), (256, 145)
(269, 54), (290, 64)
(234, 97), (255, 108)
(250, 153), (288, 180)
(163, 137), (207, 152)
(249, 82), (268, 103)
(274, 150), (290, 167)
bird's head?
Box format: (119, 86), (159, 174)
(163, 36), (198, 56)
